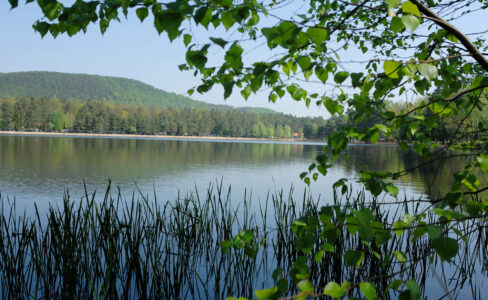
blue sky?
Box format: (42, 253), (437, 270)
(0, 2), (486, 117)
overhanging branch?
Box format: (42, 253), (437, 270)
(410, 0), (488, 72)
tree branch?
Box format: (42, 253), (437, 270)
(410, 0), (488, 72)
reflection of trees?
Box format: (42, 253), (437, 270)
(0, 136), (314, 182)
(415, 152), (488, 200)
(340, 146), (407, 174)
(337, 146), (471, 200)
(2, 136), (475, 200)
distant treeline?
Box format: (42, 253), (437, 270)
(2, 96), (474, 141)
(0, 97), (332, 139)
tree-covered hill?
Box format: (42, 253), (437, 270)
(0, 71), (276, 113)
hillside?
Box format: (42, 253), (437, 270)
(0, 71), (276, 113)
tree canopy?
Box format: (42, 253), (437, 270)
(8, 0), (488, 298)
(0, 96), (326, 138)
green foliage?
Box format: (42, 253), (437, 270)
(223, 192), (488, 299)
(0, 97), (328, 138)
(323, 281), (349, 299)
(431, 237), (459, 262)
(360, 282), (378, 300)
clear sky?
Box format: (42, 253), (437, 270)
(0, 2), (485, 117)
(0, 1), (331, 117)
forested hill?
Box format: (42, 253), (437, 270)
(0, 71), (276, 113)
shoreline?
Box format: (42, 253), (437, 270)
(0, 130), (323, 144)
(0, 131), (401, 146)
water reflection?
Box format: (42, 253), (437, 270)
(0, 135), (468, 210)
(340, 145), (470, 200)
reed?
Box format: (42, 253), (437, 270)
(0, 183), (486, 299)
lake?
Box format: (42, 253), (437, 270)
(0, 134), (455, 211)
(0, 134), (485, 299)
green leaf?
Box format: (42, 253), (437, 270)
(154, 11), (184, 41)
(255, 286), (279, 299)
(401, 1), (421, 17)
(298, 280), (314, 293)
(386, 0), (401, 8)
(360, 282), (378, 300)
(8, 0), (18, 9)
(210, 37), (228, 48)
(291, 256), (311, 280)
(334, 71), (349, 84)
(344, 249), (364, 267)
(417, 63), (438, 81)
(350, 72), (363, 87)
(375, 231), (391, 246)
(244, 243), (258, 259)
(221, 11), (235, 30)
(405, 63), (417, 76)
(465, 200), (482, 216)
(241, 86), (252, 100)
(297, 56), (312, 71)
(406, 279), (421, 300)
(136, 7), (149, 22)
(370, 131), (380, 144)
(409, 122), (420, 135)
(391, 17), (405, 33)
(477, 154), (488, 172)
(183, 34), (192, 46)
(220, 240), (232, 254)
(194, 7), (213, 28)
(233, 230), (253, 249)
(225, 43), (244, 70)
(383, 60), (402, 78)
(374, 124), (388, 134)
(323, 282), (347, 299)
(355, 208), (374, 224)
(314, 249), (325, 262)
(315, 66), (328, 83)
(385, 183), (399, 196)
(323, 243), (335, 252)
(324, 98), (343, 115)
(33, 21), (50, 38)
(358, 224), (374, 241)
(41, 1), (62, 21)
(393, 250), (407, 263)
(223, 81), (234, 99)
(306, 27), (329, 45)
(291, 88), (307, 101)
(446, 34), (459, 43)
(295, 232), (316, 254)
(393, 220), (406, 237)
(432, 237), (459, 261)
(430, 102), (449, 115)
(186, 50), (207, 69)
(346, 216), (359, 235)
(432, 208), (465, 220)
(385, 280), (403, 296)
(401, 15), (420, 32)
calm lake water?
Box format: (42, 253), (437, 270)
(0, 134), (457, 212)
(1, 134), (486, 299)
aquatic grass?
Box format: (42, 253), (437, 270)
(0, 184), (487, 299)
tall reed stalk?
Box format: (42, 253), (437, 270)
(0, 183), (486, 299)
